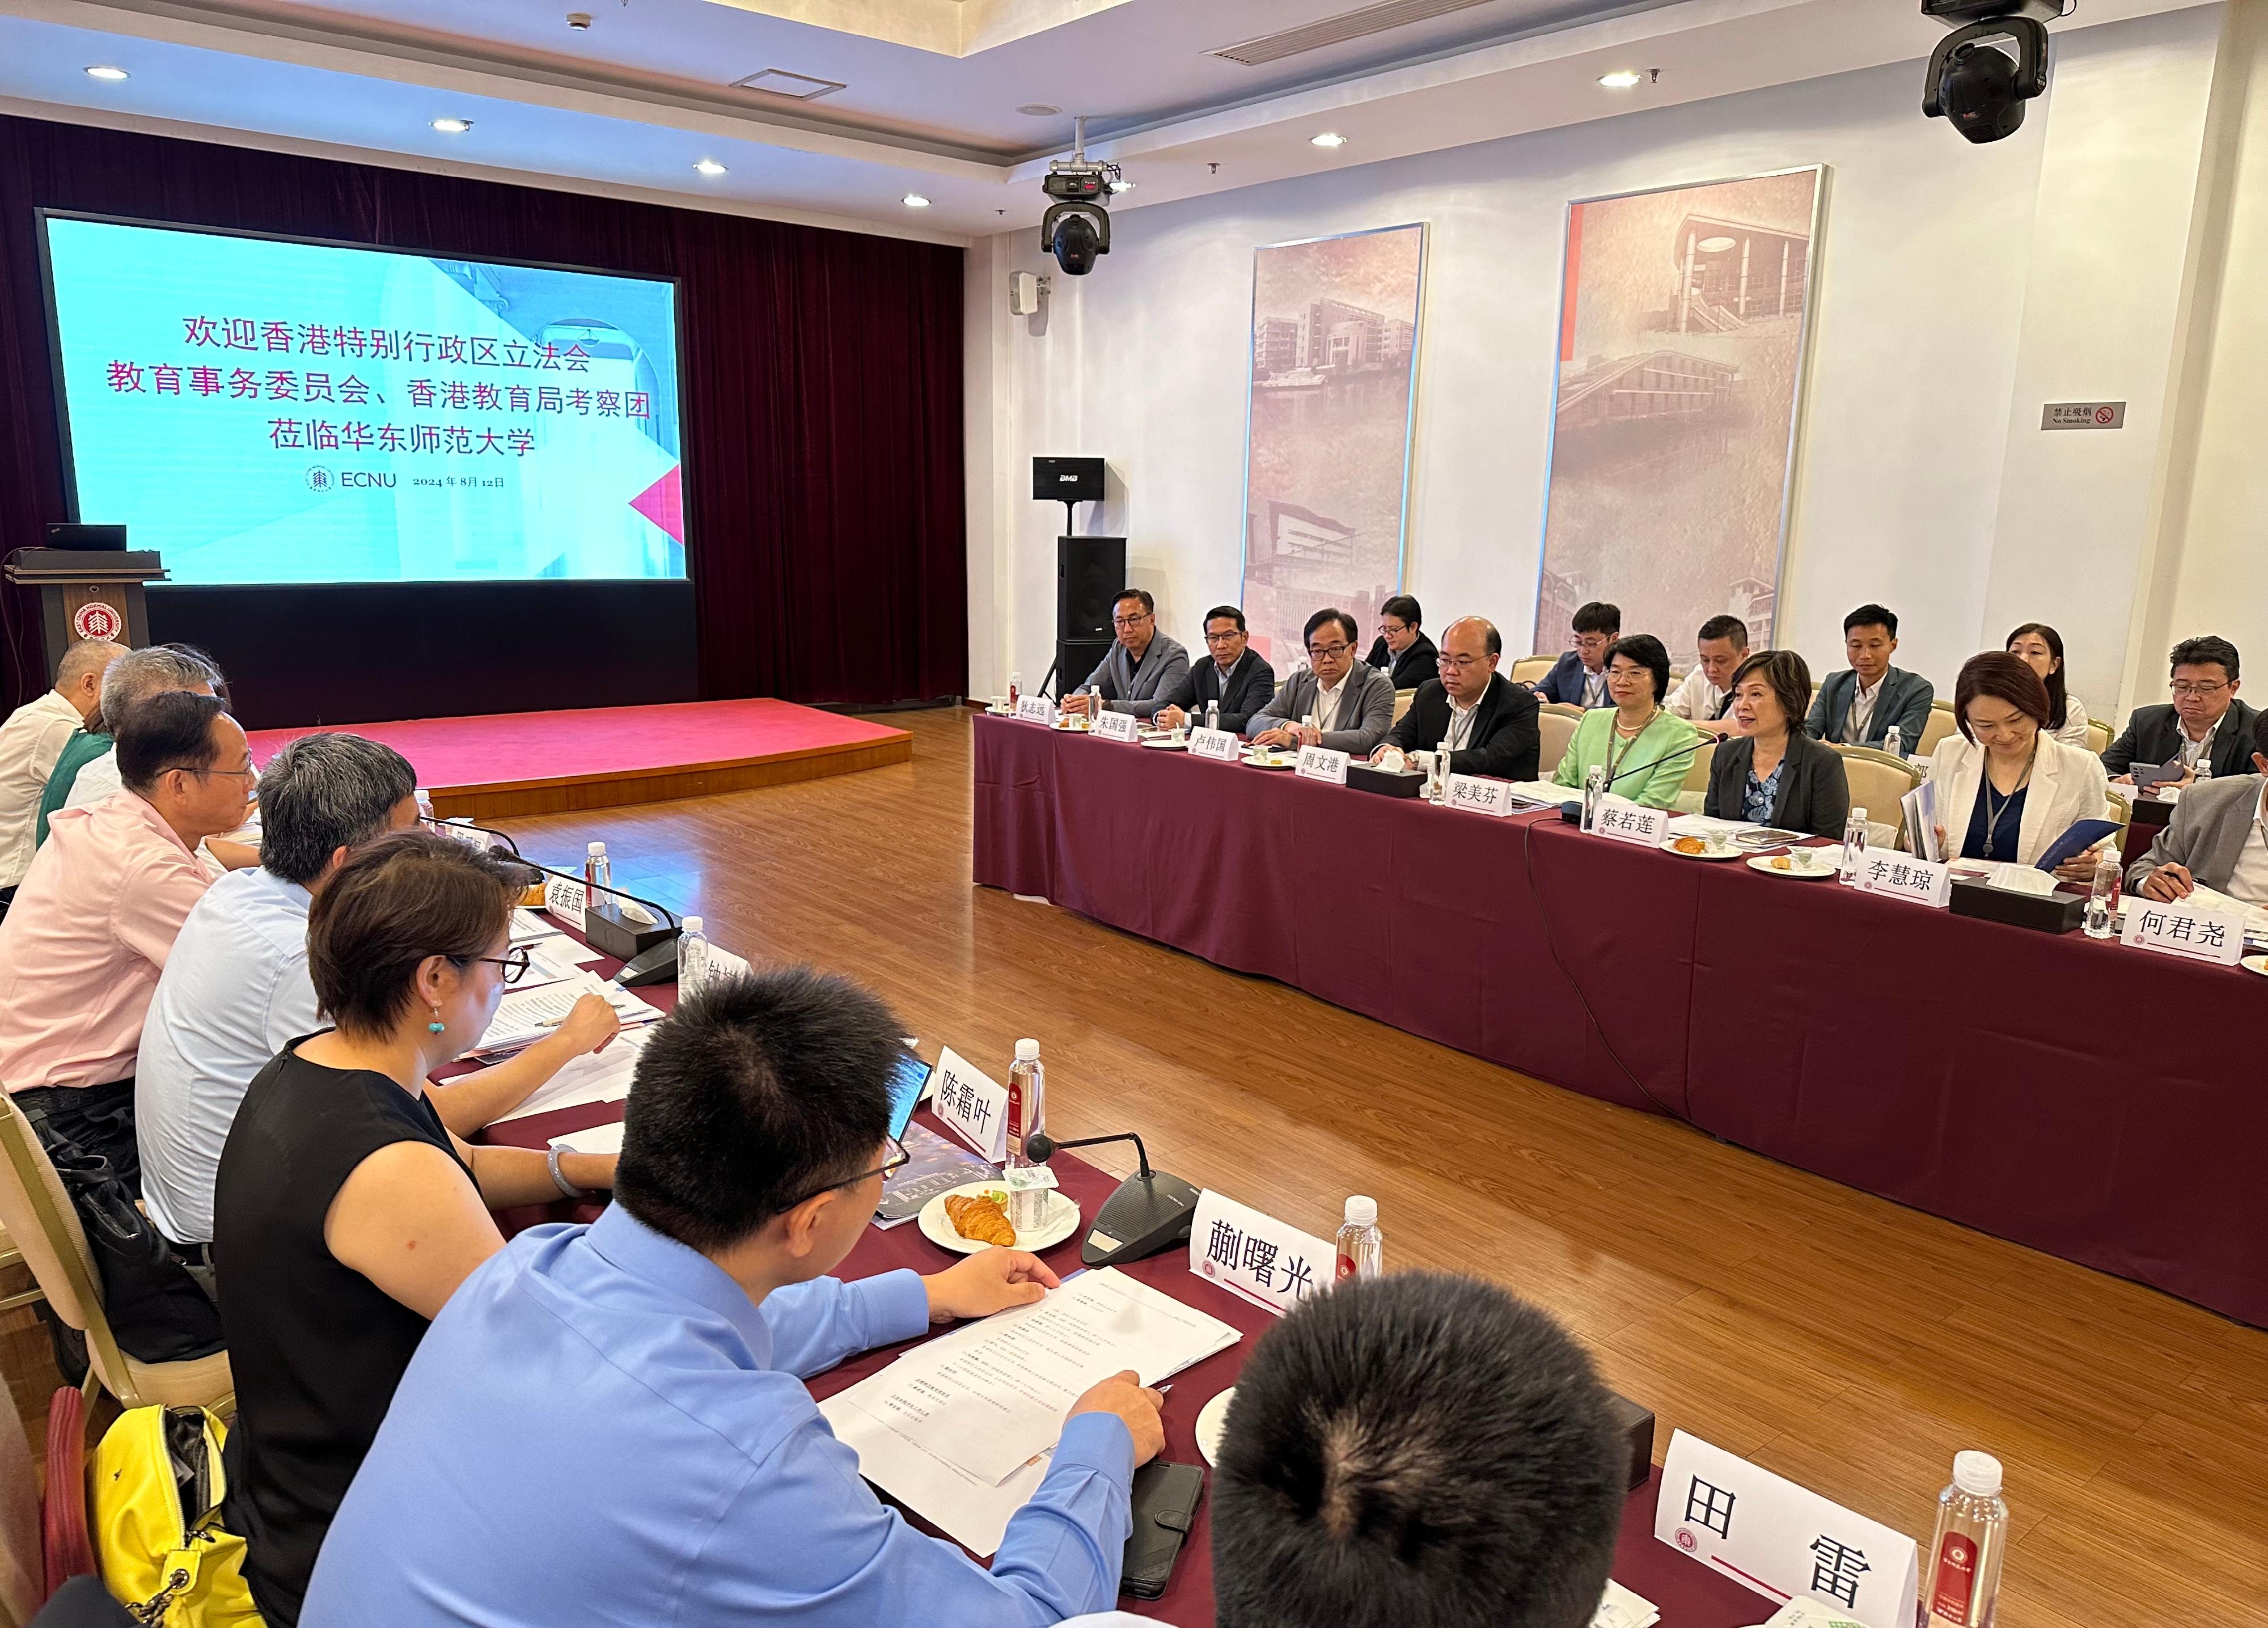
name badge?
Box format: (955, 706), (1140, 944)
(1014, 695), (1057, 726)
(931, 1047), (1010, 1162)
(2121, 899), (2244, 966)
(1446, 774), (1515, 817)
(543, 874), (587, 926)
(1296, 746), (1350, 785)
(1089, 708), (1141, 743)
(1593, 794), (1669, 848)
(1189, 726), (1241, 762)
(1854, 852), (1952, 908)
(1190, 1189), (1335, 1317)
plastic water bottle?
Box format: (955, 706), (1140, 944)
(1206, 698), (1220, 733)
(1920, 1452), (2007, 1628)
(2084, 847), (2121, 940)
(1840, 807), (1869, 882)
(584, 841), (611, 906)
(414, 787), (435, 824)
(1008, 671), (1021, 708)
(1582, 764), (1607, 831)
(1335, 1196), (1383, 1282)
(2194, 752), (2213, 782)
(1884, 724), (1905, 761)
(678, 915), (712, 999)
(1005, 1040), (1048, 1233)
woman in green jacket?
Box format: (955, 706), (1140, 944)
(1551, 633), (1700, 809)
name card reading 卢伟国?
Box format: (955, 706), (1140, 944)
(1190, 1189), (1336, 1318)
(1296, 746), (1351, 785)
(2121, 898), (2245, 966)
(1189, 726), (1241, 762)
(1592, 795), (1669, 848)
(1656, 1431), (1918, 1628)
(1445, 774), (1517, 817)
(543, 874), (587, 926)
(931, 1046), (1010, 1162)
(1089, 708), (1142, 743)
(1854, 853), (1952, 909)
(1014, 695), (1057, 727)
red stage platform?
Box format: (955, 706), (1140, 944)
(247, 699), (912, 819)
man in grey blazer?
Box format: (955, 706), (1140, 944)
(2128, 716), (2268, 903)
(1064, 588), (1191, 720)
(1247, 608), (1395, 757)
(1804, 603), (1935, 751)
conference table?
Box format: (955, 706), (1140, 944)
(970, 713), (2268, 1330)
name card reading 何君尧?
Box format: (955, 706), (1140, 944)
(1446, 774), (1517, 817)
(543, 874), (587, 926)
(1188, 726), (1241, 762)
(1592, 795), (1669, 848)
(931, 1047), (1010, 1162)
(1189, 1189), (1336, 1318)
(1014, 695), (1057, 726)
(2121, 898), (2244, 966)
(1854, 853), (1952, 909)
(1295, 745), (1350, 785)
(1089, 708), (1141, 743)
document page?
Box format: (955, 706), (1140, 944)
(474, 972), (662, 1055)
(487, 1026), (654, 1121)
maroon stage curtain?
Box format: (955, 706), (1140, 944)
(0, 113), (966, 712)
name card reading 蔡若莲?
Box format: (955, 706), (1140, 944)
(1446, 774), (1517, 817)
(1592, 795), (1669, 848)
(2121, 898), (2245, 966)
(1656, 1431), (1918, 1628)
(931, 1046), (1010, 1162)
(1296, 746), (1351, 785)
(1089, 708), (1141, 743)
(1014, 695), (1057, 727)
(1189, 726), (1241, 762)
(1189, 1189), (1336, 1318)
(543, 874), (587, 926)
(1854, 853), (1952, 909)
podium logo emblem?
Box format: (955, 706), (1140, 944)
(71, 602), (121, 642)
(306, 467), (333, 492)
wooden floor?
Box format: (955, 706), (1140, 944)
(9, 704), (2263, 1622)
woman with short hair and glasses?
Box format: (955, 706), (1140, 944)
(1549, 634), (1700, 810)
(214, 828), (622, 1626)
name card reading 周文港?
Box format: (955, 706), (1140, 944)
(1189, 726), (1241, 762)
(1295, 745), (1350, 785)
(1592, 796), (1669, 848)
(1089, 709), (1141, 743)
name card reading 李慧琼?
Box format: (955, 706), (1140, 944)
(1446, 774), (1516, 817)
(931, 1046), (1010, 1162)
(1014, 695), (1057, 727)
(1089, 708), (1141, 743)
(2121, 898), (2244, 966)
(1592, 795), (1669, 848)
(1295, 745), (1350, 785)
(1188, 726), (1241, 762)
(1189, 1189), (1337, 1318)
(1854, 853), (1952, 909)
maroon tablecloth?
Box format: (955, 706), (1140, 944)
(972, 714), (2268, 1328)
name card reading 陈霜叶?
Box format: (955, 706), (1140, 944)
(1014, 695), (1057, 727)
(1189, 1189), (1337, 1318)
(1189, 726), (1241, 762)
(1592, 795), (1669, 848)
(1446, 774), (1517, 817)
(1089, 708), (1141, 743)
(1854, 853), (1952, 909)
(2121, 898), (2245, 966)
(543, 874), (587, 927)
(931, 1046), (1010, 1162)
(1296, 746), (1350, 785)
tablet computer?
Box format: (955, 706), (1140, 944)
(887, 1048), (933, 1140)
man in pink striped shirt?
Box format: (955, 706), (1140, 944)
(0, 691), (256, 1186)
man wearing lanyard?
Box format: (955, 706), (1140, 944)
(1531, 602), (1620, 708)
(1805, 604), (1934, 751)
(2102, 635), (2257, 786)
(1247, 608), (1395, 756)
(2129, 711), (2268, 904)
(1373, 616), (1541, 781)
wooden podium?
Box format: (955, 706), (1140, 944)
(2, 549), (168, 678)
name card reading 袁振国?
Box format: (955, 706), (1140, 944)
(543, 874), (587, 927)
(1296, 745), (1350, 785)
(1446, 774), (1517, 817)
(1854, 853), (1952, 909)
(1014, 695), (1057, 726)
(1592, 795), (1669, 848)
(1189, 1189), (1336, 1318)
(1089, 708), (1141, 743)
(1189, 726), (1241, 762)
(2121, 898), (2245, 966)
(931, 1046), (1010, 1162)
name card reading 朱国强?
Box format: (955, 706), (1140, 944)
(1296, 745), (1351, 785)
(2121, 898), (2245, 966)
(1854, 853), (1952, 909)
(1592, 795), (1669, 848)
(1014, 695), (1057, 727)
(931, 1046), (1010, 1162)
(1446, 774), (1517, 817)
(1089, 708), (1141, 743)
(1189, 1189), (1336, 1318)
(1189, 726), (1242, 762)
(543, 874), (587, 927)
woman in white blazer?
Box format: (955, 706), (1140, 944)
(1922, 652), (2110, 881)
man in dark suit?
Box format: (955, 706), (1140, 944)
(2128, 711), (2268, 902)
(1157, 606), (1276, 734)
(1373, 616), (1540, 781)
(1804, 603), (1934, 752)
(2102, 635), (2257, 784)
(1529, 602), (1620, 708)
(1363, 595), (1438, 692)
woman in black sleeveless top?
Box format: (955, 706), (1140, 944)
(212, 830), (619, 1626)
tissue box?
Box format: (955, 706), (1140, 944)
(1950, 879), (2086, 934)
(1346, 764), (1425, 798)
(1606, 1393), (1655, 1491)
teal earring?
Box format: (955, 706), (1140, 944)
(428, 1004), (446, 1035)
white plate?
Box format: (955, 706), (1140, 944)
(1242, 754), (1297, 770)
(1747, 853), (1839, 880)
(1659, 838), (1742, 860)
(2243, 954), (2268, 978)
(1140, 738), (1190, 751)
(917, 1181), (1082, 1255)
(1195, 1386), (1234, 1467)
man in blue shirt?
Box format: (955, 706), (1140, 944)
(304, 966), (1164, 1627)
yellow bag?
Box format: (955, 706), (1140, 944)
(90, 1405), (260, 1627)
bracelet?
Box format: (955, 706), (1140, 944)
(547, 1144), (589, 1200)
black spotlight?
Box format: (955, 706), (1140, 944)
(1038, 116), (1120, 277)
(1046, 209), (1105, 276)
(1921, 1), (2065, 145)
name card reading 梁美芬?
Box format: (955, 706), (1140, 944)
(1014, 695), (1057, 727)
(1854, 853), (1952, 909)
(1188, 1189), (1336, 1318)
(1295, 746), (1350, 785)
(1592, 795), (1669, 848)
(2121, 898), (2245, 966)
(931, 1046), (1010, 1162)
(1089, 709), (1141, 743)
(1188, 726), (1241, 762)
(1446, 774), (1517, 817)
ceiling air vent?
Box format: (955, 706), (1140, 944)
(732, 67), (847, 100)
(1211, 0), (1504, 66)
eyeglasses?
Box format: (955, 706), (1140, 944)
(162, 761), (257, 781)
(1437, 654), (1487, 673)
(2171, 681), (2230, 698)
(1307, 642), (1352, 659)
(1380, 621), (1410, 637)
(775, 1135), (909, 1213)
(1204, 629), (1243, 644)
(1111, 612), (1153, 628)
(458, 946), (535, 984)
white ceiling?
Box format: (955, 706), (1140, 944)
(0, 0), (2211, 243)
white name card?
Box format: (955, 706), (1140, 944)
(543, 874), (587, 925)
(932, 1046), (1010, 1162)
(439, 817), (496, 851)
(1189, 726), (1241, 762)
(1593, 794), (1669, 848)
(2121, 898), (2245, 966)
(1190, 1189), (1336, 1318)
(1656, 1431), (1918, 1628)
(1014, 695), (1057, 726)
(1295, 745), (1350, 785)
(1854, 852), (1952, 908)
(1446, 774), (1517, 817)
(1090, 708), (1141, 743)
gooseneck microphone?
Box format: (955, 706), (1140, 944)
(422, 816), (684, 984)
(1555, 729), (1711, 823)
(1022, 1130), (1200, 1266)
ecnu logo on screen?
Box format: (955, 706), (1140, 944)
(306, 468), (396, 490)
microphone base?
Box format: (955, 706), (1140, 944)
(613, 936), (680, 987)
(1079, 1169), (1201, 1267)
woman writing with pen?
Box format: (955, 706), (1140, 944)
(1550, 634), (1700, 810)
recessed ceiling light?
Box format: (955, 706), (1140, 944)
(1017, 103), (1062, 117)
(903, 193), (931, 208)
(1310, 132), (1347, 149)
(84, 65), (129, 81)
(694, 159), (727, 176)
(1108, 179), (1135, 194)
(1598, 69), (1644, 88)
(430, 117), (473, 134)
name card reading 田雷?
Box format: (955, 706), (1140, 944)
(1656, 1431), (1918, 1628)
(1014, 695), (1057, 726)
(1296, 745), (1351, 785)
(2121, 898), (2245, 966)
(1446, 774), (1517, 817)
(543, 874), (587, 926)
(930, 1047), (1010, 1162)
(1189, 1189), (1336, 1318)
(1188, 726), (1241, 762)
(1089, 708), (1142, 743)
(1592, 794), (1669, 848)
(1854, 853), (1952, 909)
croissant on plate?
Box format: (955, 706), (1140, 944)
(944, 1192), (1016, 1248)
